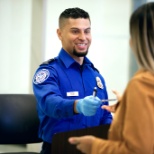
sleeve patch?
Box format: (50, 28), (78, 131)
(33, 69), (50, 84)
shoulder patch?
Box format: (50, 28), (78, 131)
(33, 69), (50, 84)
(40, 58), (55, 66)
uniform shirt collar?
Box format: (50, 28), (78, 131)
(58, 48), (93, 68)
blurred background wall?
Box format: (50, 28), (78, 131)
(0, 0), (152, 152)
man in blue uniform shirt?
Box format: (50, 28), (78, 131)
(32, 7), (112, 154)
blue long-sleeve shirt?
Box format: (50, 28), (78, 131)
(32, 48), (112, 143)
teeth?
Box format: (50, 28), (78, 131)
(78, 44), (85, 46)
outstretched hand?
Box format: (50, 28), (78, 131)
(112, 90), (121, 100)
(102, 103), (117, 113)
(102, 90), (122, 113)
(75, 95), (102, 116)
(68, 135), (95, 154)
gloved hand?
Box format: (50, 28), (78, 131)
(76, 95), (102, 116)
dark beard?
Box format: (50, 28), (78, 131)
(73, 48), (88, 57)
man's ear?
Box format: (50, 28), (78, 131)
(57, 29), (62, 40)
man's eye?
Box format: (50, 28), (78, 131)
(72, 30), (79, 34)
(85, 30), (90, 34)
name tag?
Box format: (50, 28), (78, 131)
(67, 91), (79, 97)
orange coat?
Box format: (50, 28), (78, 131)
(91, 70), (154, 154)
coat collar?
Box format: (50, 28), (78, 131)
(58, 48), (93, 68)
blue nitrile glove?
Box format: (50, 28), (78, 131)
(76, 95), (102, 116)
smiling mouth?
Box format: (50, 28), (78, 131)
(77, 43), (87, 46)
(76, 43), (88, 49)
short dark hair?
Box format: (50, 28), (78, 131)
(59, 7), (90, 28)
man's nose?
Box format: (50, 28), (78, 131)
(78, 32), (86, 40)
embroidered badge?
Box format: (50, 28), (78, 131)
(96, 76), (104, 89)
(33, 69), (50, 84)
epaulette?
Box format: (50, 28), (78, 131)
(91, 63), (100, 73)
(94, 67), (100, 73)
(40, 58), (55, 66)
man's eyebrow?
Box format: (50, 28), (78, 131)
(70, 27), (91, 30)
